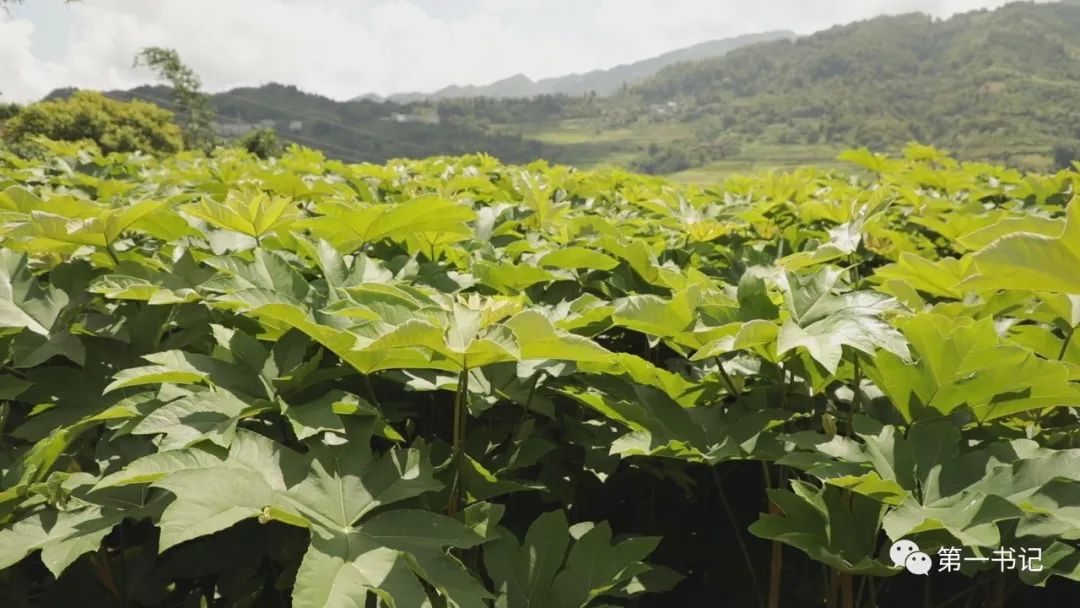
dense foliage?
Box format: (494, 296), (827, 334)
(2, 140), (1080, 607)
(0, 103), (20, 123)
(1, 91), (183, 157)
(237, 128), (284, 159)
(628, 3), (1080, 161)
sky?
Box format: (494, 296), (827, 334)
(0, 0), (1055, 103)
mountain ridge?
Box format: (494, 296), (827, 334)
(358, 30), (796, 102)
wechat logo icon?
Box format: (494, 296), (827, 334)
(890, 539), (933, 575)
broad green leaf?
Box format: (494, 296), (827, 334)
(182, 190), (300, 239)
(749, 481), (892, 576)
(865, 314), (1080, 422)
(964, 199), (1080, 294)
(539, 247), (618, 272)
(0, 250), (68, 336)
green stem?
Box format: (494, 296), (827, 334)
(714, 357), (739, 399)
(1058, 326), (1075, 361)
(105, 243), (120, 267)
(363, 374), (381, 409)
(155, 304), (178, 349)
(852, 355), (863, 411)
(711, 465), (765, 608)
(766, 465), (787, 608)
(855, 575), (867, 608)
(448, 364), (469, 516)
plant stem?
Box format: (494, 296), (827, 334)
(105, 244), (121, 267)
(1058, 326), (1075, 360)
(850, 354), (863, 438)
(765, 464), (786, 608)
(155, 304), (178, 349)
(826, 569), (840, 608)
(447, 364), (469, 516)
(711, 465), (765, 608)
(363, 373), (381, 408)
(768, 521), (783, 608)
(852, 355), (863, 411)
(714, 357), (739, 399)
(840, 572), (854, 608)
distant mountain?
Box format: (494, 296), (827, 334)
(360, 30), (795, 102)
(620, 1), (1080, 169)
(42, 3), (1080, 175)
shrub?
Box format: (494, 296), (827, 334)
(237, 127), (283, 158)
(1, 90), (183, 156)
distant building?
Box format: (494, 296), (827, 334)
(382, 111), (441, 125)
(651, 101), (679, 116)
(288, 120), (303, 132)
(217, 122), (256, 137)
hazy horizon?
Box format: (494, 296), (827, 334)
(0, 0), (1056, 103)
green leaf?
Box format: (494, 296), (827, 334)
(131, 389), (254, 449)
(304, 195), (476, 250)
(486, 511), (663, 608)
(778, 269), (909, 373)
(182, 190), (300, 239)
(0, 250), (68, 336)
(964, 199), (1080, 294)
(864, 314), (1080, 422)
(105, 351), (215, 393)
(539, 247), (619, 272)
(504, 311), (612, 363)
(749, 481), (892, 576)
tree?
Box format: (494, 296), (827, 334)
(0, 102), (19, 122)
(1053, 143), (1080, 171)
(134, 47), (219, 152)
(237, 127), (282, 159)
(1, 90), (183, 156)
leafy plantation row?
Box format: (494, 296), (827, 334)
(1, 140), (1079, 607)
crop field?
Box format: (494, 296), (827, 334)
(1, 140), (1080, 607)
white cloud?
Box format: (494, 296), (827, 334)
(0, 0), (1060, 103)
(0, 19), (67, 103)
(0, 0), (596, 102)
(592, 0), (1056, 60)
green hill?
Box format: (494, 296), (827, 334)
(622, 2), (1080, 166)
(49, 2), (1080, 177)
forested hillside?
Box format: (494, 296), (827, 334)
(622, 1), (1080, 168)
(37, 2), (1080, 176)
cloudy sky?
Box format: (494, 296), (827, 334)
(0, 0), (1053, 103)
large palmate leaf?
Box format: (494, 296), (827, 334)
(561, 373), (789, 463)
(964, 198), (1080, 294)
(0, 250), (69, 336)
(485, 510), (666, 608)
(610, 283), (736, 351)
(202, 248), (314, 303)
(782, 418), (1080, 554)
(777, 268), (910, 373)
(134, 427), (489, 607)
(874, 253), (977, 300)
(749, 481), (893, 576)
(0, 490), (157, 578)
(182, 190), (301, 240)
(864, 314), (1080, 422)
(303, 195), (476, 251)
